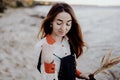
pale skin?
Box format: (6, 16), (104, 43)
(51, 12), (72, 42)
(42, 11), (89, 79)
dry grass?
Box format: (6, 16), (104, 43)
(93, 50), (120, 76)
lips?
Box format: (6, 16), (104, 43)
(58, 30), (65, 35)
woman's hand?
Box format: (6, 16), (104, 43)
(88, 74), (96, 80)
(76, 73), (96, 80)
(76, 73), (89, 80)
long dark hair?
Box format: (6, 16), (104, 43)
(37, 3), (85, 58)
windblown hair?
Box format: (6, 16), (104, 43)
(37, 2), (85, 58)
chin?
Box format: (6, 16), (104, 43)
(58, 34), (66, 37)
(57, 32), (66, 37)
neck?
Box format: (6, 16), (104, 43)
(51, 34), (63, 43)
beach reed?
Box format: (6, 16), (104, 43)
(93, 50), (120, 76)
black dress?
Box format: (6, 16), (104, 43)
(54, 53), (76, 80)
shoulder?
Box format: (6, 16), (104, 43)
(35, 37), (46, 48)
(34, 37), (47, 53)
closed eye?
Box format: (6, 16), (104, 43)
(66, 21), (72, 26)
(56, 20), (62, 25)
(57, 22), (62, 25)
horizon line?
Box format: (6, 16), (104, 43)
(34, 0), (120, 6)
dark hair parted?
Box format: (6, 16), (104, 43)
(38, 2), (85, 58)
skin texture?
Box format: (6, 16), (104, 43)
(51, 12), (72, 42)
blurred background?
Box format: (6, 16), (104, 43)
(0, 0), (120, 80)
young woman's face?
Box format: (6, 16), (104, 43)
(51, 12), (72, 37)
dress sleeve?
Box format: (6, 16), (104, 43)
(34, 41), (43, 72)
(41, 62), (58, 80)
(34, 41), (43, 55)
(35, 40), (58, 80)
(40, 46), (58, 80)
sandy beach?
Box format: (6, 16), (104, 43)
(0, 5), (120, 80)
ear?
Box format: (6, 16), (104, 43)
(50, 22), (53, 27)
(50, 22), (53, 25)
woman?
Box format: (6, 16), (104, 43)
(35, 2), (93, 80)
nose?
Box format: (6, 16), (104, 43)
(61, 24), (66, 30)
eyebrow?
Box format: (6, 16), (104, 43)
(57, 19), (72, 22)
(57, 19), (62, 22)
(67, 20), (72, 22)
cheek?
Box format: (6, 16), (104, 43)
(52, 23), (60, 30)
(66, 26), (71, 32)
